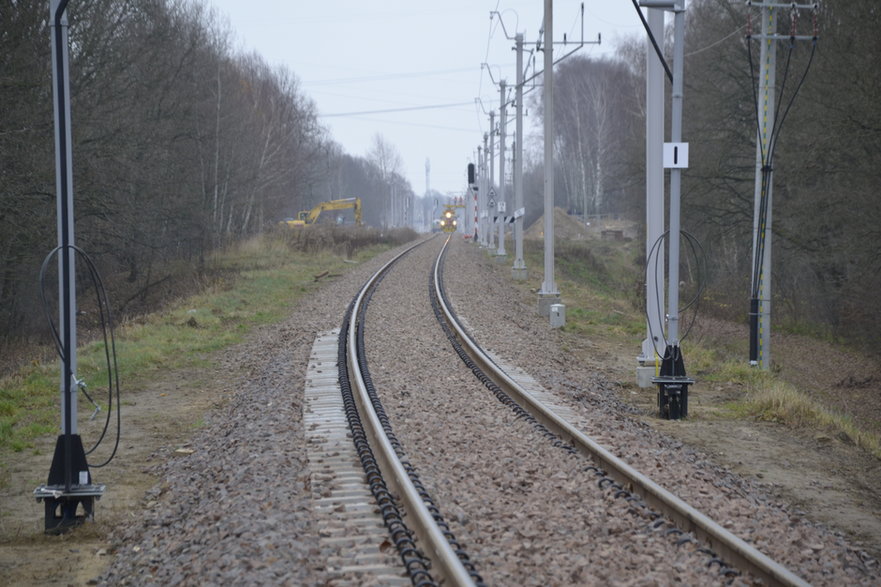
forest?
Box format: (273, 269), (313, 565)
(0, 0), (415, 345)
(1, 0), (879, 355)
(515, 0), (880, 352)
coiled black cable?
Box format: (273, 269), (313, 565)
(39, 244), (121, 468)
(643, 230), (709, 357)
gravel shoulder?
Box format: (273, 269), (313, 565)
(441, 239), (879, 583)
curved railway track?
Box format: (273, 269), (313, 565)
(334, 235), (813, 586)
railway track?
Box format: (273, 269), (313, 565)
(97, 234), (877, 585)
(326, 235), (815, 585)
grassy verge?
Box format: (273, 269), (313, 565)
(522, 238), (645, 339)
(704, 359), (881, 459)
(0, 228), (405, 458)
(519, 235), (881, 459)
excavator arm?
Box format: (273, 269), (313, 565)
(288, 197), (362, 227)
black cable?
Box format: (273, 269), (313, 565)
(746, 36), (766, 164)
(768, 42), (796, 160)
(745, 30), (817, 301)
(767, 40), (817, 164)
(678, 231), (708, 342)
(646, 232), (668, 354)
(643, 230), (709, 356)
(39, 244), (121, 468)
(630, 0), (673, 83)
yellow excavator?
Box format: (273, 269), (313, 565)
(284, 197), (362, 227)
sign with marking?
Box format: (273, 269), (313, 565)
(663, 142), (689, 168)
(497, 201), (506, 213)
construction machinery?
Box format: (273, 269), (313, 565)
(283, 197), (362, 227)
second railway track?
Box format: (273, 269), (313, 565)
(338, 235), (877, 585)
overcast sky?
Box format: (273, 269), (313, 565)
(205, 1), (647, 197)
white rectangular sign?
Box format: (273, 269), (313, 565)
(497, 201), (506, 213)
(663, 142), (689, 168)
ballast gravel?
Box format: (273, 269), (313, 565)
(100, 235), (879, 586)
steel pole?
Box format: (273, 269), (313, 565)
(538, 0), (560, 314)
(512, 33), (527, 279)
(481, 135), (489, 245)
(477, 145), (483, 241)
(750, 5), (776, 369)
(639, 8), (666, 384)
(38, 1), (105, 534)
(50, 0), (77, 491)
(497, 80), (507, 256)
(666, 4), (685, 345)
(488, 110), (495, 249)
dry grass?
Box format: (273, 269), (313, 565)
(743, 376), (881, 459)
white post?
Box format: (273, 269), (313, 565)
(496, 79), (507, 257)
(482, 134), (489, 245)
(639, 7), (666, 385)
(512, 33), (527, 279)
(538, 0), (561, 316)
(488, 110), (496, 249)
(665, 3), (685, 346)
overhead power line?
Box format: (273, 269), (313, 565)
(319, 101), (474, 117)
(304, 67), (474, 86)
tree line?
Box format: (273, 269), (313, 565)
(512, 0), (879, 352)
(0, 0), (415, 344)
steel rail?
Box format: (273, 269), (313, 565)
(432, 238), (808, 587)
(347, 237), (477, 587)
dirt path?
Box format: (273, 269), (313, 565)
(0, 364), (230, 584)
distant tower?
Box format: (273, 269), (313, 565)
(425, 158), (430, 198)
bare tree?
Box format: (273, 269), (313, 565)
(551, 56), (640, 219)
(367, 133), (403, 227)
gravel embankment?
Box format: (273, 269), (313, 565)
(437, 238), (878, 585)
(100, 245), (402, 586)
(100, 235), (878, 585)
